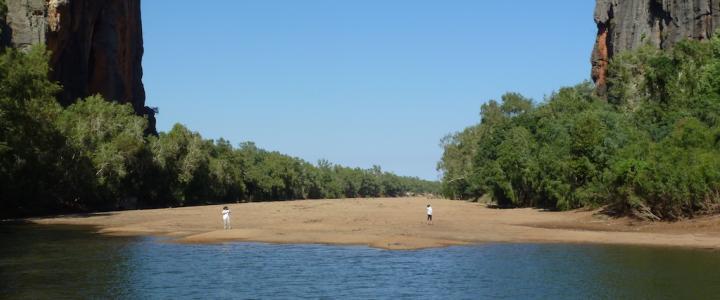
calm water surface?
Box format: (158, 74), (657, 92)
(1, 224), (719, 299)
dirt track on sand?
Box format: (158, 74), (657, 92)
(30, 197), (720, 250)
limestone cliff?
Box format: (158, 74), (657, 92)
(1, 0), (155, 132)
(592, 0), (720, 94)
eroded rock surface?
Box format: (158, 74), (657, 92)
(1, 0), (155, 132)
(592, 0), (720, 94)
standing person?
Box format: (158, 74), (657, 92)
(426, 204), (433, 225)
(222, 206), (231, 230)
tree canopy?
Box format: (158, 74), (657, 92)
(439, 34), (720, 220)
(0, 47), (439, 218)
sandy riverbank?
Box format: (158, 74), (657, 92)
(29, 197), (720, 250)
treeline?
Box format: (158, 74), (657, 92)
(439, 35), (720, 220)
(0, 47), (439, 218)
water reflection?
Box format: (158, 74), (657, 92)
(1, 224), (718, 299)
(0, 224), (137, 298)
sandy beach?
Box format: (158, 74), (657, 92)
(30, 197), (720, 250)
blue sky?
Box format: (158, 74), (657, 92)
(141, 1), (597, 180)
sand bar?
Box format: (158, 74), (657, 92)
(28, 197), (720, 250)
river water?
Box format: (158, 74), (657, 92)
(1, 224), (719, 299)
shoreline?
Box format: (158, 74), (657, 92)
(26, 197), (720, 250)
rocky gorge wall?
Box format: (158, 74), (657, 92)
(592, 0), (720, 94)
(1, 0), (155, 132)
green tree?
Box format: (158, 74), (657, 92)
(57, 95), (149, 209)
(0, 47), (70, 217)
(150, 124), (211, 206)
(440, 34), (720, 219)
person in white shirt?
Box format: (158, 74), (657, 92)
(426, 204), (433, 225)
(222, 206), (231, 229)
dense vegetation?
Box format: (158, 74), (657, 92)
(439, 35), (720, 220)
(0, 47), (439, 218)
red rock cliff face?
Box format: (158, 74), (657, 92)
(2, 0), (155, 132)
(592, 0), (720, 95)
